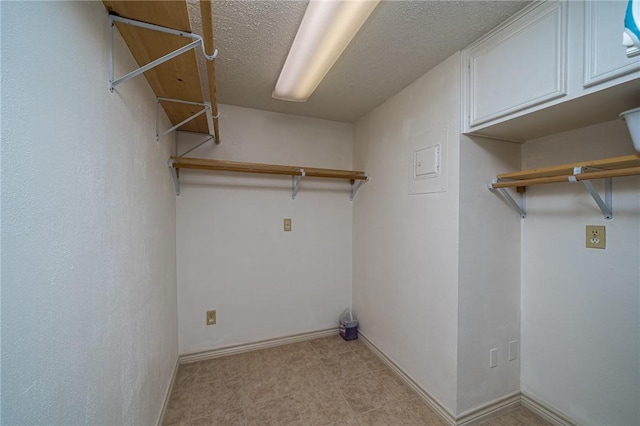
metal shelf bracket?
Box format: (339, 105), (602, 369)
(109, 14), (218, 92)
(168, 159), (180, 196)
(157, 97), (211, 141)
(350, 176), (370, 201)
(292, 170), (305, 199)
(176, 131), (215, 157)
(569, 167), (612, 220)
(489, 179), (526, 218)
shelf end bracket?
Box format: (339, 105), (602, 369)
(156, 97), (211, 141)
(350, 176), (370, 202)
(108, 14), (218, 92)
(489, 179), (526, 218)
(292, 170), (305, 199)
(570, 167), (612, 220)
(168, 159), (180, 196)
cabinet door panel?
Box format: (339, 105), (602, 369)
(584, 1), (640, 88)
(469, 1), (567, 127)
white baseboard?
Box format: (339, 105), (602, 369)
(179, 328), (338, 364)
(358, 331), (457, 425)
(521, 392), (577, 426)
(359, 331), (575, 426)
(455, 392), (521, 425)
(157, 356), (179, 426)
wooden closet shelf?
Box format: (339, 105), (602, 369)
(489, 154), (640, 220)
(496, 153), (640, 183)
(170, 157), (369, 181)
(103, 0), (220, 141)
(493, 165), (640, 189)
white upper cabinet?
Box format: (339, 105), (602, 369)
(467, 1), (567, 128)
(463, 0), (640, 141)
(583, 1), (640, 88)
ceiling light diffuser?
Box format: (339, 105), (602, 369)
(273, 0), (380, 102)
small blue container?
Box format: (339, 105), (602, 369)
(340, 321), (358, 341)
(339, 309), (358, 341)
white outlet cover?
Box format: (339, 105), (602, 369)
(508, 340), (519, 361)
(490, 348), (498, 368)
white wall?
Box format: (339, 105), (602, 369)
(457, 136), (521, 413)
(520, 120), (640, 425)
(176, 104), (353, 355)
(1, 2), (177, 424)
(352, 53), (461, 414)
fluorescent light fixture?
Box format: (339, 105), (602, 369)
(273, 0), (380, 102)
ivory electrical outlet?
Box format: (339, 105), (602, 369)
(586, 225), (606, 249)
(284, 218), (292, 232)
(206, 310), (216, 325)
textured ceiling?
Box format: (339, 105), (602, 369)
(211, 0), (530, 123)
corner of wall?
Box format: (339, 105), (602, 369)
(456, 135), (522, 414)
(352, 52), (463, 413)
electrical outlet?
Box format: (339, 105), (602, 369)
(490, 348), (497, 368)
(206, 310), (216, 325)
(508, 340), (519, 361)
(284, 218), (292, 232)
(586, 225), (606, 249)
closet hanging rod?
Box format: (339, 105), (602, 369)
(170, 156), (368, 180)
(491, 166), (640, 189)
(495, 153), (640, 181)
(488, 154), (640, 220)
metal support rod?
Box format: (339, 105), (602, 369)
(570, 167), (612, 220)
(168, 159), (180, 196)
(113, 39), (200, 90)
(292, 170), (305, 199)
(489, 179), (526, 218)
(158, 97), (211, 107)
(156, 97), (161, 142)
(605, 177), (612, 214)
(498, 188), (526, 219)
(159, 107), (209, 141)
(178, 133), (215, 157)
(157, 97), (214, 142)
(109, 15), (114, 91)
(108, 15), (218, 92)
(156, 98), (211, 141)
(199, 0), (221, 144)
(581, 180), (612, 219)
(350, 176), (369, 201)
(111, 15), (209, 44)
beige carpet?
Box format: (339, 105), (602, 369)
(165, 335), (550, 425)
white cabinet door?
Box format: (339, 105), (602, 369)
(583, 0), (640, 88)
(466, 1), (568, 128)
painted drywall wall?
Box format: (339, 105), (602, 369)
(457, 136), (521, 413)
(1, 2), (177, 424)
(176, 104), (353, 355)
(520, 120), (640, 425)
(0, 1), (3, 421)
(352, 53), (461, 413)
